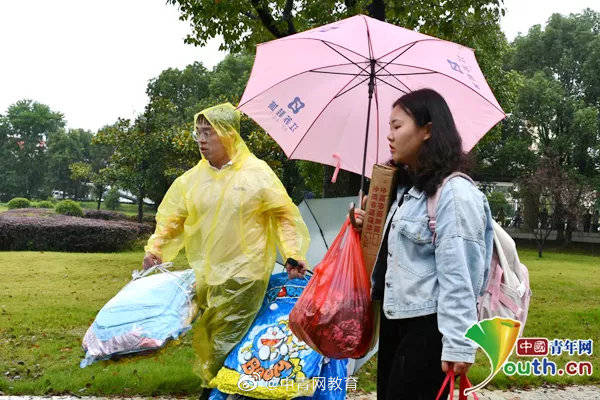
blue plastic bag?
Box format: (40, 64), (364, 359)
(80, 264), (196, 367)
(210, 272), (347, 399)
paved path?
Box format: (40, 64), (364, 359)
(348, 385), (600, 399)
(2, 386), (600, 400)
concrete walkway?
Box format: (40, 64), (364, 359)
(348, 385), (600, 399)
(2, 386), (600, 400)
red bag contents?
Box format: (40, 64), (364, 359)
(289, 218), (374, 359)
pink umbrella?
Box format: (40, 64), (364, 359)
(238, 14), (505, 197)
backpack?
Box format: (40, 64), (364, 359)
(426, 172), (531, 335)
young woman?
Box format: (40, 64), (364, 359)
(355, 88), (494, 399)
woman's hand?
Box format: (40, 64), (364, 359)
(441, 361), (472, 376)
(142, 252), (162, 270)
(352, 195), (369, 232)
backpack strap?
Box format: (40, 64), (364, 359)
(427, 172), (475, 245)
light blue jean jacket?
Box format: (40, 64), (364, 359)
(371, 176), (494, 363)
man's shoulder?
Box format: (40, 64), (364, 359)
(241, 155), (274, 175)
(176, 163), (203, 184)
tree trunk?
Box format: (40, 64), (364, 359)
(137, 187), (144, 223)
(565, 218), (574, 245)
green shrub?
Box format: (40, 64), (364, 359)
(35, 200), (54, 209)
(55, 199), (84, 217)
(7, 197), (31, 209)
(104, 188), (121, 210)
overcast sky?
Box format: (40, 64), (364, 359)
(0, 0), (597, 132)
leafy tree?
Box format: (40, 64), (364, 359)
(508, 10), (600, 101)
(46, 129), (94, 199)
(167, 0), (505, 53)
(94, 118), (173, 222)
(168, 0), (508, 196)
(104, 187), (121, 211)
(487, 191), (510, 221)
(0, 100), (64, 199)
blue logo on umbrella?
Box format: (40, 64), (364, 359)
(288, 97), (305, 114)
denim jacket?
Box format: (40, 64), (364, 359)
(371, 176), (494, 363)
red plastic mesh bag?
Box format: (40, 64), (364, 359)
(289, 218), (374, 358)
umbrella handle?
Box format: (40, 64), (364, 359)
(348, 202), (359, 229)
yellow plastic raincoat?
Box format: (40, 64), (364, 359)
(144, 103), (310, 387)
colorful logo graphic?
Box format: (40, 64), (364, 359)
(463, 317), (521, 396)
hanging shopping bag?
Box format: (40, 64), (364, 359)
(289, 218), (373, 359)
(80, 263), (197, 367)
(435, 370), (480, 400)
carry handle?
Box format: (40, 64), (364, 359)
(435, 371), (479, 400)
(132, 262), (174, 280)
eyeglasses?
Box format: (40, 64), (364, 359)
(192, 128), (215, 141)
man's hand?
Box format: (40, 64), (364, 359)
(285, 260), (308, 279)
(142, 252), (162, 270)
(442, 361), (472, 376)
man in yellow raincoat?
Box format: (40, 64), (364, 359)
(142, 103), (310, 397)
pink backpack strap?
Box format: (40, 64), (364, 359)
(427, 172), (475, 245)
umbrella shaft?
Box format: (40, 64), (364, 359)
(359, 60), (377, 206)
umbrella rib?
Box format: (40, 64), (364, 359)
(334, 76), (371, 99)
(375, 61), (413, 93)
(376, 71), (437, 76)
(375, 77), (409, 94)
(274, 36), (370, 61)
(362, 14), (375, 60)
(238, 44), (370, 110)
(321, 41), (370, 76)
(377, 38), (472, 62)
(375, 42), (417, 75)
(288, 70), (367, 159)
(304, 200), (329, 250)
(381, 63), (506, 115)
(309, 70), (370, 77)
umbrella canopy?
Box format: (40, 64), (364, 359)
(238, 14), (505, 180)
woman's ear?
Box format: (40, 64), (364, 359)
(422, 122), (432, 141)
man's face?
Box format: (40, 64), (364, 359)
(194, 119), (229, 166)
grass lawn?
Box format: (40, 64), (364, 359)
(78, 201), (156, 217)
(0, 203), (7, 212)
(0, 249), (598, 396)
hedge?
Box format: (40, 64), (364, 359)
(0, 209), (154, 252)
(83, 209), (130, 221)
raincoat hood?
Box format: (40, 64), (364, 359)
(194, 102), (251, 167)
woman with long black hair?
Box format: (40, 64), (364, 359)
(355, 88), (494, 399)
